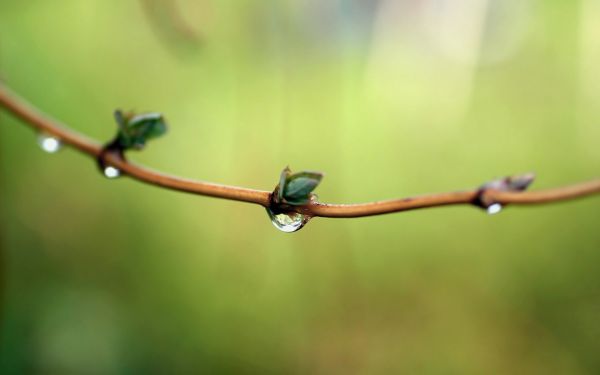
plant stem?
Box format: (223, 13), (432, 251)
(1, 84), (598, 218)
(0, 84), (270, 206)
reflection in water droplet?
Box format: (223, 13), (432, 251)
(266, 208), (309, 233)
(37, 134), (62, 153)
(487, 203), (503, 215)
(103, 166), (121, 179)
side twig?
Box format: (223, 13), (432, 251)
(0, 84), (598, 219)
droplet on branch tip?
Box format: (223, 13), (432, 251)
(103, 166), (121, 179)
(266, 208), (310, 233)
(486, 203), (503, 215)
(37, 134), (62, 153)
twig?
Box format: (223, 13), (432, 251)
(0, 84), (598, 219)
(0, 85), (269, 205)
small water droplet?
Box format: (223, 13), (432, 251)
(37, 134), (62, 153)
(487, 203), (503, 215)
(266, 208), (309, 233)
(103, 166), (121, 179)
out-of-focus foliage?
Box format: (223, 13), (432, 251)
(113, 110), (167, 151)
(0, 0), (599, 373)
(277, 167), (323, 205)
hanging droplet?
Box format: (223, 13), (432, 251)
(266, 208), (310, 233)
(37, 134), (62, 153)
(103, 166), (121, 179)
(487, 203), (503, 215)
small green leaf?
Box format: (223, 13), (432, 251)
(113, 110), (167, 150)
(273, 167), (323, 205)
(278, 166), (291, 202)
(283, 171), (323, 204)
(114, 110), (127, 130)
(283, 196), (312, 205)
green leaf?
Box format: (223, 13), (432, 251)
(278, 166), (291, 203)
(283, 171), (323, 204)
(283, 196), (312, 205)
(114, 110), (167, 150)
(114, 110), (127, 130)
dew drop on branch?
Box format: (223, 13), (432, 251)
(37, 134), (62, 153)
(266, 208), (309, 233)
(103, 166), (121, 179)
(487, 203), (503, 215)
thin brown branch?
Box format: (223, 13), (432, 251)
(0, 84), (270, 206)
(305, 180), (600, 218)
(0, 83), (598, 219)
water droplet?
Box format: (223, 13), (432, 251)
(103, 166), (121, 179)
(487, 203), (503, 215)
(266, 208), (310, 233)
(37, 134), (62, 153)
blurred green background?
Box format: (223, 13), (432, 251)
(1, 0), (599, 373)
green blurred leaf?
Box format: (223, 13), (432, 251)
(278, 166), (291, 202)
(282, 171), (323, 205)
(114, 110), (127, 130)
(114, 110), (167, 150)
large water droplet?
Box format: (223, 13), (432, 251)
(266, 208), (309, 233)
(37, 134), (62, 153)
(487, 203), (503, 215)
(103, 166), (121, 179)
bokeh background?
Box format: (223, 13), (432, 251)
(1, 0), (599, 373)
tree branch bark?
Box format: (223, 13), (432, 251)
(1, 84), (598, 219)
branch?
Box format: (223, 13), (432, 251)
(306, 180), (600, 218)
(0, 85), (270, 206)
(1, 83), (599, 222)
